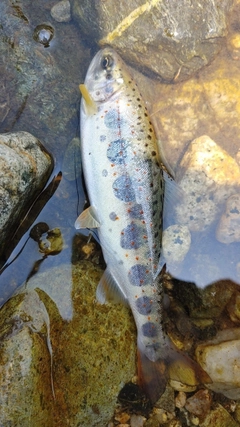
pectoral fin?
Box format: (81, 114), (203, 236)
(75, 206), (100, 229)
(96, 268), (128, 305)
(79, 84), (97, 115)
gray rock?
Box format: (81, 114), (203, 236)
(73, 0), (233, 82)
(51, 0), (71, 23)
(0, 131), (53, 259)
(0, 0), (90, 155)
(216, 193), (240, 243)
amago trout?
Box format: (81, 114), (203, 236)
(75, 48), (210, 403)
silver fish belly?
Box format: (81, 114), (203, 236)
(75, 48), (209, 402)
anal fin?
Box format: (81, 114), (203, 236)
(96, 268), (128, 305)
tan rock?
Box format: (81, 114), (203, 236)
(195, 328), (240, 399)
(201, 404), (238, 427)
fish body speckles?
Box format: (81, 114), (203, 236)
(75, 48), (209, 403)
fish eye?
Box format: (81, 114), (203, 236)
(101, 55), (114, 70)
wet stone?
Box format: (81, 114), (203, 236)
(73, 0), (232, 82)
(51, 0), (71, 23)
(0, 131), (53, 260)
(216, 194), (240, 243)
(175, 135), (240, 232)
(195, 328), (240, 399)
(1, 262), (136, 426)
(162, 224), (191, 265)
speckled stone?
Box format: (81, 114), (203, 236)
(175, 135), (240, 232)
(216, 194), (240, 243)
(0, 131), (53, 259)
(162, 224), (191, 265)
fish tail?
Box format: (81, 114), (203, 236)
(137, 339), (211, 404)
(137, 347), (168, 404)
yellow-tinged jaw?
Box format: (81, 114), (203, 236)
(79, 84), (97, 115)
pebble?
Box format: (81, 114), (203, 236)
(216, 194), (240, 243)
(115, 412), (130, 424)
(162, 224), (191, 265)
(185, 389), (211, 420)
(201, 404), (238, 427)
(195, 328), (240, 399)
(175, 391), (187, 409)
(51, 0), (71, 22)
(130, 414), (146, 427)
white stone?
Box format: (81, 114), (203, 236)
(195, 328), (240, 399)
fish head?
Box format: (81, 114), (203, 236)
(83, 47), (127, 104)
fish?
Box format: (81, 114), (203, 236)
(75, 47), (210, 403)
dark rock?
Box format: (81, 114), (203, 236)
(0, 131), (53, 260)
(73, 0), (233, 82)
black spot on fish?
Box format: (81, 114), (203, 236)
(120, 223), (143, 249)
(112, 175), (135, 202)
(135, 296), (153, 315)
(128, 264), (150, 286)
(142, 322), (158, 338)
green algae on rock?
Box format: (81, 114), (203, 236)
(0, 290), (54, 427)
(0, 261), (136, 426)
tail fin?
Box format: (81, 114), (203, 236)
(137, 348), (168, 404)
(137, 342), (211, 404)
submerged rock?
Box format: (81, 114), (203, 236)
(51, 0), (71, 23)
(0, 131), (53, 260)
(0, 290), (54, 426)
(0, 261), (136, 426)
(73, 0), (233, 82)
(175, 135), (240, 232)
(195, 328), (240, 399)
(162, 224), (191, 265)
(216, 194), (240, 243)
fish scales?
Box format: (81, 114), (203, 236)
(75, 48), (210, 403)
